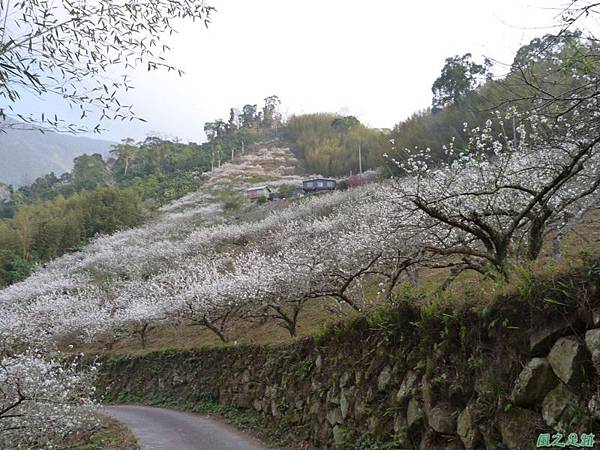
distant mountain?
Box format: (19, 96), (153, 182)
(0, 183), (10, 202)
(0, 127), (115, 186)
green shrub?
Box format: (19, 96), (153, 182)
(0, 249), (32, 287)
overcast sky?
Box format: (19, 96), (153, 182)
(24, 0), (568, 143)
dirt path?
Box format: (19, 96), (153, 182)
(103, 405), (268, 450)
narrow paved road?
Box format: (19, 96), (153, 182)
(103, 405), (268, 450)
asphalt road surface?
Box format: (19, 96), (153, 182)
(103, 405), (268, 450)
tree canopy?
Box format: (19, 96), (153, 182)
(0, 0), (214, 132)
(284, 113), (390, 176)
(431, 53), (492, 112)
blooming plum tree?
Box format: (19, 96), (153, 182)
(0, 351), (98, 448)
(387, 109), (600, 280)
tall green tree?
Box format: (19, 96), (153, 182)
(110, 138), (138, 178)
(72, 154), (112, 191)
(241, 104), (258, 128)
(262, 95), (281, 128)
(511, 32), (583, 70)
(431, 53), (491, 111)
(228, 108), (240, 132)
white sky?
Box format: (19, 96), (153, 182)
(24, 0), (568, 143)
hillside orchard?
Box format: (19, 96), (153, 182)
(2, 101), (600, 443)
(4, 6), (600, 444)
(2, 141), (599, 378)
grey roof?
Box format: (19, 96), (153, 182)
(246, 186), (271, 191)
(303, 178), (336, 182)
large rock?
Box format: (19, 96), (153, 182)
(422, 376), (433, 412)
(396, 370), (419, 404)
(587, 394), (600, 421)
(542, 383), (582, 431)
(457, 404), (481, 449)
(529, 322), (570, 356)
(547, 336), (586, 385)
(407, 398), (425, 429)
(427, 401), (457, 434)
(270, 399), (280, 417)
(339, 370), (352, 388)
(353, 398), (369, 420)
(314, 354), (322, 371)
(585, 329), (600, 375)
(367, 415), (391, 437)
(510, 358), (557, 406)
(419, 430), (463, 450)
(393, 413), (410, 446)
(339, 388), (351, 419)
(0, 184), (10, 203)
(326, 406), (343, 426)
(316, 421), (332, 445)
(326, 387), (340, 405)
(236, 392), (253, 409)
(480, 425), (503, 450)
(420, 375), (457, 434)
(497, 407), (543, 450)
(332, 425), (346, 447)
(377, 365), (392, 391)
(241, 369), (250, 383)
(367, 415), (379, 434)
(393, 412), (408, 433)
(308, 396), (320, 415)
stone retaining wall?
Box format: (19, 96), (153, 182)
(97, 271), (600, 449)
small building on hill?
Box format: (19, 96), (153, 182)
(303, 178), (336, 193)
(246, 185), (272, 200)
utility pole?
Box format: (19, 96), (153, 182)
(241, 140), (245, 154)
(358, 142), (363, 183)
(231, 147), (234, 161)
